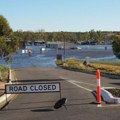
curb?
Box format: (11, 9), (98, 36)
(0, 94), (16, 109)
(0, 69), (16, 109)
(101, 87), (120, 104)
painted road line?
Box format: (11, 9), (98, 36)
(60, 77), (95, 87)
(60, 77), (93, 92)
(70, 80), (96, 87)
(98, 104), (120, 108)
(68, 80), (92, 92)
(97, 104), (102, 107)
(61, 78), (120, 108)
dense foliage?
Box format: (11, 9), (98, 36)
(0, 15), (12, 36)
(112, 35), (120, 59)
(14, 29), (116, 44)
(0, 15), (19, 58)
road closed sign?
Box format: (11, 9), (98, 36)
(5, 83), (60, 94)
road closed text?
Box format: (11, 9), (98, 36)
(5, 83), (60, 94)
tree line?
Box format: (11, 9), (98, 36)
(0, 15), (120, 59)
(14, 29), (118, 44)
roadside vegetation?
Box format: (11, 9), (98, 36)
(56, 59), (120, 76)
(0, 15), (19, 58)
(0, 15), (17, 83)
(112, 35), (120, 59)
(0, 65), (9, 82)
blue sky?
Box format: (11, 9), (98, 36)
(0, 0), (120, 32)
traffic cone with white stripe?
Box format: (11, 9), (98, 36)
(96, 70), (101, 104)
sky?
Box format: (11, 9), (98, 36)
(0, 0), (120, 32)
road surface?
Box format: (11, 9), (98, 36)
(0, 67), (120, 120)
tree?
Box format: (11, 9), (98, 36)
(0, 15), (12, 36)
(80, 32), (90, 41)
(0, 15), (19, 58)
(112, 35), (120, 59)
(95, 31), (104, 43)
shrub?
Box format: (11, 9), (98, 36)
(112, 35), (120, 59)
(0, 65), (9, 82)
(55, 60), (64, 66)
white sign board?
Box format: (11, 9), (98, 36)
(5, 83), (60, 94)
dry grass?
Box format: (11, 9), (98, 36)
(0, 65), (9, 83)
(56, 59), (120, 76)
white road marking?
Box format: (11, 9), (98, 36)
(60, 77), (120, 108)
(68, 80), (92, 92)
(71, 80), (96, 86)
(99, 104), (120, 108)
(97, 104), (102, 107)
(60, 76), (93, 92)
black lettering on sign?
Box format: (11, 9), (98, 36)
(44, 85), (47, 90)
(30, 86), (34, 91)
(19, 86), (23, 91)
(39, 85), (43, 90)
(9, 86), (13, 91)
(23, 86), (27, 91)
(48, 85), (51, 90)
(52, 85), (56, 90)
(34, 86), (38, 91)
(6, 83), (59, 93)
(14, 86), (18, 91)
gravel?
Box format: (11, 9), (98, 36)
(105, 89), (120, 98)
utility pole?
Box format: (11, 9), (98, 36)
(64, 38), (65, 61)
(62, 31), (65, 61)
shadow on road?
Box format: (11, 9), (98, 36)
(110, 83), (120, 86)
(1, 106), (52, 112)
(0, 101), (94, 112)
(12, 78), (65, 83)
(31, 108), (54, 112)
(20, 100), (57, 105)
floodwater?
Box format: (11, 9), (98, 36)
(0, 45), (119, 69)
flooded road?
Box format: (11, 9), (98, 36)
(0, 45), (118, 69)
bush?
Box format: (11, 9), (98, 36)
(0, 65), (9, 82)
(112, 35), (120, 59)
(55, 60), (64, 66)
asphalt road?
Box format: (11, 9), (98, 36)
(0, 67), (120, 120)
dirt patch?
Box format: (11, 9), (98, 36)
(105, 89), (120, 98)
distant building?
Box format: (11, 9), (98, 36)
(46, 42), (77, 49)
(80, 41), (97, 45)
(19, 40), (45, 48)
(46, 42), (62, 49)
(34, 40), (45, 46)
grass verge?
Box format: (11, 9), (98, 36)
(56, 59), (120, 76)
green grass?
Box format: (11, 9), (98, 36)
(0, 65), (9, 72)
